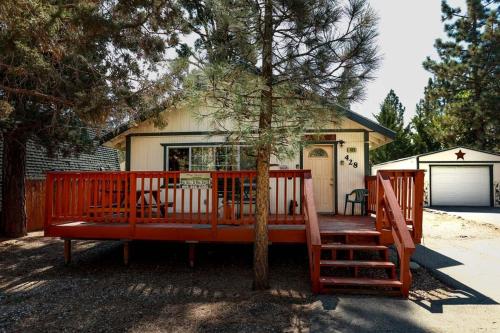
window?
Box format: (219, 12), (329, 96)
(166, 145), (240, 171)
(308, 148), (328, 158)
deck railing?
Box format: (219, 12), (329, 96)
(303, 172), (321, 293)
(365, 175), (377, 214)
(367, 170), (424, 244)
(45, 170), (308, 229)
(376, 171), (418, 297)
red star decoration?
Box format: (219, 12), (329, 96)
(455, 149), (466, 160)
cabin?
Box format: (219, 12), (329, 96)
(44, 103), (424, 297)
(372, 147), (500, 207)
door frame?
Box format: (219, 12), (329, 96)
(429, 164), (494, 207)
(300, 141), (339, 214)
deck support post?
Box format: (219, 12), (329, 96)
(187, 242), (197, 268)
(63, 239), (71, 265)
(123, 241), (130, 266)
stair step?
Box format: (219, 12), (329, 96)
(321, 244), (387, 251)
(320, 277), (402, 288)
(320, 230), (380, 237)
(320, 260), (395, 268)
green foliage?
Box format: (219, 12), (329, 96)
(0, 0), (183, 154)
(370, 90), (413, 164)
(410, 79), (445, 154)
(177, 0), (380, 160)
(422, 0), (499, 151)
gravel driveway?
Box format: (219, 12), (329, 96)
(1, 231), (499, 332)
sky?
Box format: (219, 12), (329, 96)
(350, 0), (465, 123)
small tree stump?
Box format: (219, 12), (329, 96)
(123, 241), (130, 266)
(187, 242), (196, 268)
(64, 239), (71, 265)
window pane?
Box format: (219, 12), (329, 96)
(215, 146), (238, 170)
(168, 148), (189, 171)
(240, 146), (256, 170)
(191, 147), (215, 171)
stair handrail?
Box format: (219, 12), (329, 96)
(303, 171), (322, 293)
(377, 172), (416, 297)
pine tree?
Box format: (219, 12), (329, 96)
(0, 1), (182, 237)
(423, 0), (499, 151)
(370, 90), (413, 164)
(410, 79), (445, 154)
(178, 0), (380, 288)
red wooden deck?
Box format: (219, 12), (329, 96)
(44, 169), (424, 297)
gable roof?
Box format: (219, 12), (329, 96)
(415, 146), (500, 158)
(101, 106), (395, 144)
(343, 109), (395, 139)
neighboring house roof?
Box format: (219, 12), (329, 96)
(371, 155), (418, 167)
(100, 105), (395, 144)
(0, 139), (120, 180)
(0, 137), (120, 212)
(414, 146), (500, 158)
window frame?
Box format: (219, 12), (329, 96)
(165, 144), (243, 171)
(308, 147), (329, 158)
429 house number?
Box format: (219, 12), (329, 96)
(344, 155), (358, 168)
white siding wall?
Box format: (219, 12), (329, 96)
(336, 132), (367, 215)
(124, 107), (390, 215)
(419, 147), (500, 162)
(130, 135), (227, 171)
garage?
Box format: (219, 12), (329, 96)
(430, 165), (492, 206)
(372, 147), (500, 208)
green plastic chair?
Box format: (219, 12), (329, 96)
(344, 189), (368, 215)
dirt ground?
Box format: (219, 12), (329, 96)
(0, 223), (477, 333)
(421, 208), (500, 240)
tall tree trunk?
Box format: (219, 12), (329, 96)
(1, 132), (28, 237)
(253, 0), (273, 290)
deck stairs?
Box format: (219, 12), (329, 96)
(317, 228), (403, 295)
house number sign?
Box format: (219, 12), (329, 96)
(344, 155), (358, 168)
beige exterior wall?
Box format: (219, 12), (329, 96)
(127, 130), (372, 215)
(130, 135), (227, 171)
(335, 132), (367, 215)
(110, 104), (400, 215)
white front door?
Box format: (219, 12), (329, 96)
(304, 145), (334, 212)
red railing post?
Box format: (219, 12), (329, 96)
(412, 170), (424, 244)
(303, 171), (322, 293)
(44, 173), (54, 234)
(211, 172), (218, 234)
(375, 172), (384, 231)
(129, 173), (137, 236)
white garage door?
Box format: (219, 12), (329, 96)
(431, 166), (491, 206)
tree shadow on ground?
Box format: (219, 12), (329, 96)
(410, 245), (497, 313)
(0, 235), (481, 332)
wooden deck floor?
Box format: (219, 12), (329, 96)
(318, 214), (376, 232)
(46, 214), (376, 244)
